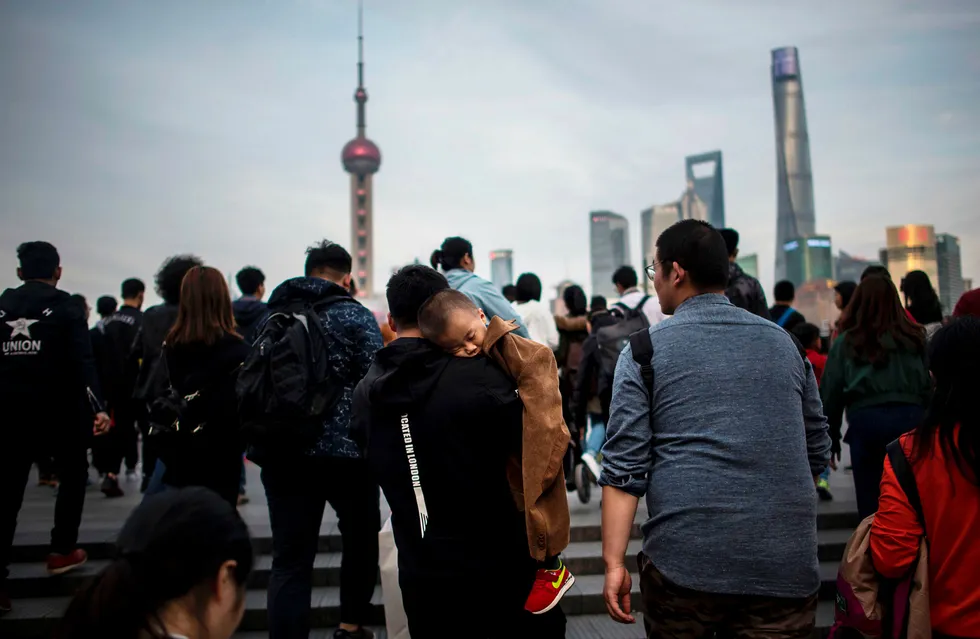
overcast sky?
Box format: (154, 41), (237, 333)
(2, 0), (978, 312)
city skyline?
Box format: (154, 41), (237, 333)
(0, 1), (977, 308)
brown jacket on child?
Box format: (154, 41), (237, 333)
(483, 316), (571, 561)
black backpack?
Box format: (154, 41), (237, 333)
(595, 296), (650, 390)
(236, 296), (350, 452)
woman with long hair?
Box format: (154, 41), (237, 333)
(157, 266), (250, 506)
(871, 317), (980, 638)
(900, 269), (944, 326)
(430, 237), (529, 338)
(554, 285), (590, 500)
(57, 487), (253, 639)
(820, 275), (932, 518)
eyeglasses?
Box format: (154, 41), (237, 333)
(645, 263), (657, 281)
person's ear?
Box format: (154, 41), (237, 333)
(53, 267), (63, 282)
(478, 309), (487, 324)
(16, 268), (23, 282)
(343, 273), (353, 291)
(387, 313), (397, 334)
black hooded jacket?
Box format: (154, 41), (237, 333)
(232, 297), (268, 345)
(352, 338), (529, 580)
(0, 281), (104, 427)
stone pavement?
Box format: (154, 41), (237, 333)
(2, 453), (859, 638)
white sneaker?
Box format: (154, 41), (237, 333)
(581, 452), (602, 482)
(125, 470), (139, 482)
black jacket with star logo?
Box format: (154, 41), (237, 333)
(0, 281), (104, 431)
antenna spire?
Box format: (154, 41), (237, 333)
(354, 0), (367, 136)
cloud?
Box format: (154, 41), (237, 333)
(0, 0), (978, 312)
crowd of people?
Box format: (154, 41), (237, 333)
(0, 220), (977, 638)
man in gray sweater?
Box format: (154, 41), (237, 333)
(599, 220), (831, 638)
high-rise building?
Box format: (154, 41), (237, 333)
(341, 3), (382, 298)
(489, 250), (514, 290)
(590, 211), (630, 299)
(772, 46), (817, 282)
(835, 250), (880, 283)
(784, 236), (833, 287)
(884, 225), (939, 293)
(936, 233), (964, 315)
(685, 151), (725, 229)
(736, 253), (759, 279)
(964, 278), (974, 293)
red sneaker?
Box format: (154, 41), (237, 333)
(46, 549), (87, 576)
(524, 560), (575, 615)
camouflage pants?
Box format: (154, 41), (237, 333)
(638, 552), (818, 639)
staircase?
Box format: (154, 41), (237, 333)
(2, 466), (859, 638)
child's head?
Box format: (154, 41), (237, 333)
(791, 322), (822, 351)
(417, 289), (487, 358)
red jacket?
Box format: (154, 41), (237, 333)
(871, 430), (980, 637)
(804, 349), (827, 385)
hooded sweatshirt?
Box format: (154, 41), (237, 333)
(352, 338), (529, 579)
(232, 297), (268, 345)
(0, 281), (104, 428)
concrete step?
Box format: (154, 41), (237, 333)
(7, 506), (859, 565)
(4, 532), (848, 599)
(2, 580), (838, 638)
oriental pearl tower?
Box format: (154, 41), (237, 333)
(341, 1), (381, 298)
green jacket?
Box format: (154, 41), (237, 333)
(820, 332), (931, 447)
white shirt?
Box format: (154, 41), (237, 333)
(514, 299), (559, 349)
(617, 289), (666, 326)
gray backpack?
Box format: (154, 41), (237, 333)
(596, 296), (650, 389)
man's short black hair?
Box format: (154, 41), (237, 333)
(774, 280), (796, 303)
(612, 266), (638, 290)
(502, 284), (518, 302)
(121, 278), (145, 300)
(590, 295), (607, 312)
(718, 228), (739, 257)
(656, 220), (730, 291)
(791, 322), (821, 350)
(515, 273), (543, 303)
(861, 265), (891, 281)
(386, 265), (449, 329)
(16, 241), (60, 280)
(155, 255), (204, 306)
(96, 296), (118, 318)
(417, 289), (479, 339)
(305, 240), (352, 277)
(235, 267), (265, 296)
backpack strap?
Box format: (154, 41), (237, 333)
(886, 439), (926, 537)
(775, 307), (795, 328)
(629, 330), (654, 410)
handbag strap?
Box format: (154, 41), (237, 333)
(886, 439), (927, 539)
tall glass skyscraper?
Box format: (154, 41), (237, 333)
(489, 250), (514, 290)
(590, 211), (630, 299)
(772, 46), (816, 282)
(685, 151), (725, 229)
(936, 233), (964, 315)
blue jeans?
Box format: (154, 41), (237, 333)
(846, 403), (924, 519)
(586, 417), (606, 455)
(142, 459), (168, 499)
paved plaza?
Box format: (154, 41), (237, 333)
(3, 452), (858, 638)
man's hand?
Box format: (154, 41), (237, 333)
(603, 563), (635, 624)
(93, 412), (111, 435)
(829, 449), (840, 471)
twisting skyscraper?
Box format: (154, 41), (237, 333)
(341, 2), (382, 298)
(771, 47), (816, 282)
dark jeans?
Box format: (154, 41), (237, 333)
(261, 456), (381, 638)
(639, 553), (817, 639)
(402, 571), (566, 638)
(139, 422), (159, 487)
(0, 425), (89, 584)
(846, 403), (925, 520)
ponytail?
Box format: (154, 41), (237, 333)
(431, 237), (473, 272)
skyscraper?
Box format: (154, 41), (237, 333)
(835, 250), (880, 283)
(489, 250), (514, 290)
(736, 253), (760, 279)
(884, 225), (939, 292)
(341, 3), (382, 298)
(639, 187), (709, 293)
(772, 46), (817, 282)
(685, 151), (725, 228)
(783, 236), (833, 287)
(936, 233), (964, 315)
(590, 211), (630, 299)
